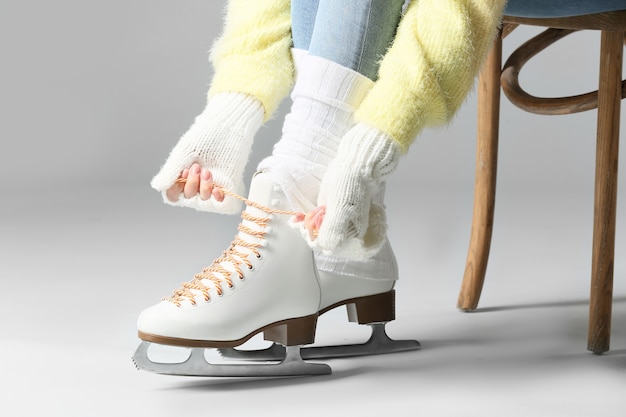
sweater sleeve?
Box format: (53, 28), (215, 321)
(207, 0), (294, 120)
(355, 0), (506, 151)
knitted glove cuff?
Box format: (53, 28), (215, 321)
(311, 123), (402, 259)
(151, 92), (264, 214)
(334, 123), (403, 182)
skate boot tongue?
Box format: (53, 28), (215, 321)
(236, 173), (280, 244)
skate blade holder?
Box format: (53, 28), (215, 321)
(218, 323), (420, 361)
(132, 341), (331, 377)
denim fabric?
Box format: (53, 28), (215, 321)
(291, 0), (405, 80)
(291, 0), (320, 51)
(505, 0), (626, 18)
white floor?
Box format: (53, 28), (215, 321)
(2, 179), (625, 417)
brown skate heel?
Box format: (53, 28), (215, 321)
(345, 290), (395, 325)
(264, 314), (319, 346)
(218, 291), (419, 361)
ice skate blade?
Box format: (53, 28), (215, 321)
(218, 323), (420, 361)
(132, 341), (331, 377)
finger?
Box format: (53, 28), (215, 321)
(304, 205), (323, 221)
(199, 169), (214, 200)
(212, 187), (225, 202)
(304, 206), (324, 222)
(184, 164), (201, 198)
(313, 206), (326, 231)
(304, 207), (323, 241)
(165, 186), (182, 202)
(165, 168), (189, 202)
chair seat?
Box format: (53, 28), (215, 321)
(505, 0), (626, 18)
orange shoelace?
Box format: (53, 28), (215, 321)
(163, 178), (303, 307)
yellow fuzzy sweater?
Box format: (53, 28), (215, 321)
(208, 0), (507, 152)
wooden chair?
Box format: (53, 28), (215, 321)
(456, 2), (626, 354)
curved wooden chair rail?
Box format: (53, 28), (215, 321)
(501, 25), (626, 115)
(457, 11), (626, 354)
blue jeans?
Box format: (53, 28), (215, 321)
(291, 0), (406, 80)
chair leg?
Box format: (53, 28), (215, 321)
(457, 33), (502, 311)
(588, 29), (623, 354)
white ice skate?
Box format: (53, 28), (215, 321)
(132, 174), (419, 377)
(217, 247), (420, 362)
(133, 172), (330, 377)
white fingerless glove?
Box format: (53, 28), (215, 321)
(150, 92), (264, 214)
(312, 123), (402, 259)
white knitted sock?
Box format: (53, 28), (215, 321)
(151, 92), (264, 214)
(257, 52), (374, 212)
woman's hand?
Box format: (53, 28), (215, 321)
(151, 93), (264, 214)
(165, 163), (225, 203)
(294, 206), (326, 241)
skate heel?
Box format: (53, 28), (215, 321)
(264, 314), (318, 346)
(346, 290), (395, 324)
